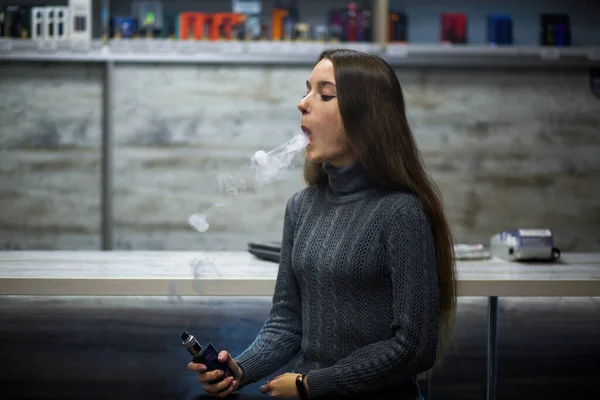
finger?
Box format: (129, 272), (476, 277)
(188, 362), (207, 373)
(217, 379), (238, 398)
(196, 369), (227, 384)
(217, 350), (230, 363)
(260, 381), (271, 394)
(202, 376), (236, 396)
(217, 351), (242, 379)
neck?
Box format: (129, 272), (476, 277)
(322, 161), (377, 203)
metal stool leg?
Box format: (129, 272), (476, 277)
(487, 296), (498, 400)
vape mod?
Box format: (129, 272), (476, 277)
(181, 332), (233, 384)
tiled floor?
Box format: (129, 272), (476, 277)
(0, 296), (598, 399)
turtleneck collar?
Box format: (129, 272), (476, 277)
(322, 161), (378, 203)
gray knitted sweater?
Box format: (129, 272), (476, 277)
(235, 161), (440, 399)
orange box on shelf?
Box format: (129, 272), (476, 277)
(271, 8), (288, 41)
(179, 12), (206, 40)
(220, 13), (246, 40)
(207, 13), (225, 40)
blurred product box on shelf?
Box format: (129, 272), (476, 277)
(487, 14), (513, 45)
(179, 12), (206, 40)
(111, 17), (137, 39)
(232, 0), (261, 40)
(441, 12), (467, 44)
(162, 12), (179, 39)
(1, 5), (32, 38)
(541, 14), (571, 46)
(328, 2), (372, 43)
(101, 0), (373, 44)
(31, 7), (69, 41)
(30, 7), (44, 40)
(69, 0), (92, 41)
(133, 0), (164, 38)
(389, 11), (407, 43)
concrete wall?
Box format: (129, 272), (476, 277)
(1, 62), (599, 251)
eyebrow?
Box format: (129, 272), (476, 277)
(306, 80), (336, 89)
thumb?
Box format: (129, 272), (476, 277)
(219, 351), (242, 377)
(217, 350), (230, 363)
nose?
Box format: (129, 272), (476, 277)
(297, 95), (308, 115)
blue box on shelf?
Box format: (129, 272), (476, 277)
(111, 17), (137, 38)
(487, 14), (513, 45)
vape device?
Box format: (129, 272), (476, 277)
(244, 14), (261, 40)
(314, 25), (327, 42)
(179, 13), (206, 40)
(490, 229), (561, 262)
(283, 17), (294, 40)
(69, 0), (92, 41)
(181, 332), (234, 384)
(541, 14), (571, 46)
(31, 7), (44, 40)
(441, 12), (467, 44)
(295, 22), (310, 41)
(487, 14), (512, 45)
(389, 11), (407, 42)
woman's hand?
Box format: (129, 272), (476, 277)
(187, 350), (243, 398)
(260, 373), (304, 399)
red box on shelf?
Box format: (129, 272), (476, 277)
(440, 12), (467, 44)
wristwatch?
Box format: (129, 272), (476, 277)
(295, 373), (310, 400)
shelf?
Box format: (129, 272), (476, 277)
(384, 44), (600, 68)
(1, 39), (599, 68)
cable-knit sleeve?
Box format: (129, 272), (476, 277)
(306, 199), (440, 398)
(234, 192), (303, 386)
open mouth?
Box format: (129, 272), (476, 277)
(301, 125), (312, 142)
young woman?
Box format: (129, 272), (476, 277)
(188, 48), (457, 400)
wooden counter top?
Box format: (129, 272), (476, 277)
(1, 251), (599, 297)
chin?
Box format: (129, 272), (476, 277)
(305, 151), (322, 163)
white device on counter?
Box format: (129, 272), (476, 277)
(490, 229), (561, 262)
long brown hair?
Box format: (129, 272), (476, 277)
(304, 49), (457, 361)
